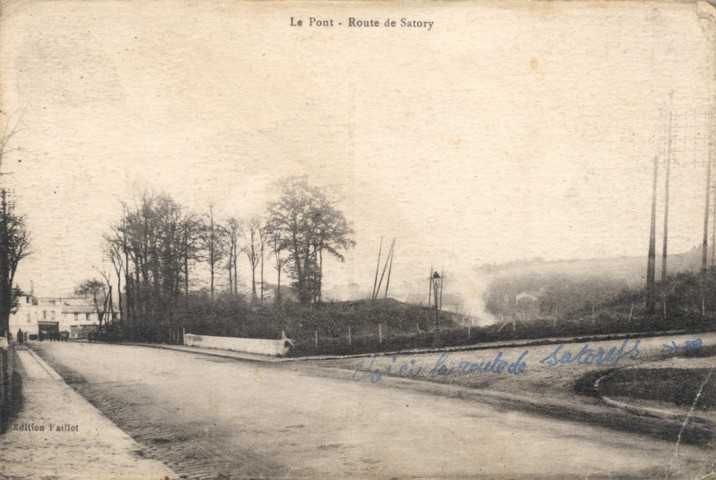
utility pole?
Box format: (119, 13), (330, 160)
(427, 264), (433, 308)
(702, 147), (713, 321)
(661, 114), (672, 284)
(703, 149), (712, 272)
(0, 189), (7, 337)
(384, 240), (395, 299)
(432, 271), (441, 342)
(646, 156), (658, 314)
(373, 238), (395, 300)
(712, 183), (715, 268)
(371, 237), (382, 300)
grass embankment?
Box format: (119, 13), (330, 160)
(599, 368), (716, 409)
(120, 271), (716, 357)
(174, 293), (714, 357)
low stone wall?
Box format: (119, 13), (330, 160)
(184, 333), (291, 357)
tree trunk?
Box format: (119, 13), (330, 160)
(277, 262), (282, 303)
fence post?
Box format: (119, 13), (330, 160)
(182, 328), (186, 345)
(416, 323), (420, 334)
(314, 330), (318, 350)
(467, 325), (471, 337)
(378, 323), (383, 344)
(348, 326), (352, 346)
(628, 304), (634, 326)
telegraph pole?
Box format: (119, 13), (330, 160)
(661, 114), (672, 284)
(646, 156), (658, 313)
(703, 150), (712, 272)
(0, 189), (6, 337)
(712, 183), (715, 267)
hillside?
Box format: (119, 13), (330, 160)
(478, 245), (707, 320)
(478, 245), (704, 289)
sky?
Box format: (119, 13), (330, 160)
(0, 0), (714, 316)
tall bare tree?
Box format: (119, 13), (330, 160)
(0, 190), (30, 336)
(224, 217), (242, 295)
(200, 205), (226, 302)
(240, 217), (266, 302)
(75, 279), (110, 330)
(103, 235), (124, 325)
(268, 231), (289, 303)
(180, 213), (202, 296)
(0, 114), (30, 337)
(108, 191), (188, 337)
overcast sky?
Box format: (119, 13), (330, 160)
(0, 0), (713, 313)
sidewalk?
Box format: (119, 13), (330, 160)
(0, 346), (176, 480)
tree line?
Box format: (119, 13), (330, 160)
(99, 176), (355, 338)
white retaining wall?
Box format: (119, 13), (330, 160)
(184, 333), (291, 357)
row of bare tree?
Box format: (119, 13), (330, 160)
(98, 176), (355, 333)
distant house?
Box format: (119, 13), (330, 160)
(260, 284), (298, 303)
(10, 294), (115, 341)
(10, 296), (63, 340)
(515, 291), (540, 318)
(60, 297), (104, 339)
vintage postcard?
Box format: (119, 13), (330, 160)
(0, 0), (714, 478)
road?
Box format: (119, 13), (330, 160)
(31, 342), (714, 479)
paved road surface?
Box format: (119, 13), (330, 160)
(32, 342), (714, 479)
(0, 347), (176, 480)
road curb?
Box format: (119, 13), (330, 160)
(124, 328), (692, 363)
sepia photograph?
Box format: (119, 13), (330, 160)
(0, 0), (714, 478)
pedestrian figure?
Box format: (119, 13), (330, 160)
(16, 328), (23, 344)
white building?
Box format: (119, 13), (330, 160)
(10, 295), (106, 340)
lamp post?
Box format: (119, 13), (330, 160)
(432, 271), (441, 337)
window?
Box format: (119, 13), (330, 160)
(74, 313), (78, 322)
(26, 313), (30, 324)
(86, 313), (90, 321)
(43, 310), (46, 319)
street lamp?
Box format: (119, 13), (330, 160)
(432, 271), (441, 335)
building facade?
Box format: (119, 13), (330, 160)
(9, 295), (106, 340)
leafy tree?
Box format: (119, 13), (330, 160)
(266, 176), (355, 304)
